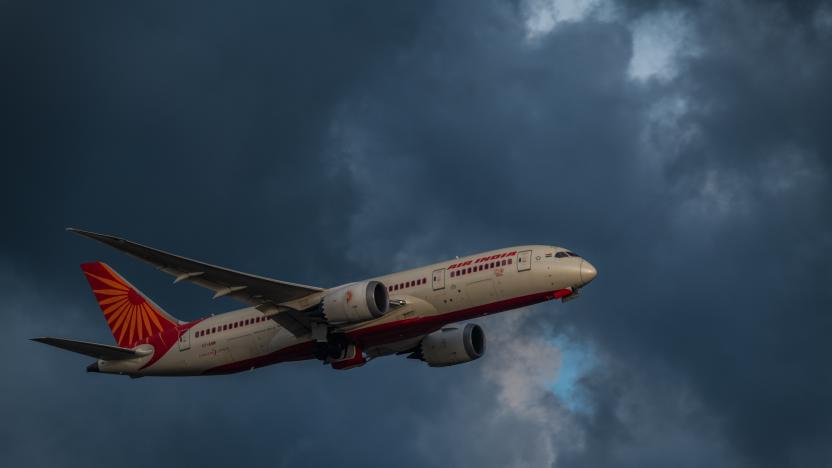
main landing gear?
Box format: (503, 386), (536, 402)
(311, 334), (366, 370)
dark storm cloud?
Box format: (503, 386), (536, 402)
(2, 1), (831, 467)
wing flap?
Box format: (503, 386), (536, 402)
(67, 228), (324, 306)
(32, 337), (148, 361)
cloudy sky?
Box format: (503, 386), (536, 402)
(2, 1), (831, 467)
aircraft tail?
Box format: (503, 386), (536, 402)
(31, 337), (149, 361)
(80, 262), (180, 347)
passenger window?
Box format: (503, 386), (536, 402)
(501, 260), (506, 266)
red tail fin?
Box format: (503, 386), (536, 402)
(80, 262), (179, 347)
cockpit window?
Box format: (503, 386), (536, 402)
(555, 252), (569, 258)
(566, 252), (580, 257)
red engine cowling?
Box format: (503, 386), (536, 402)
(417, 323), (486, 367)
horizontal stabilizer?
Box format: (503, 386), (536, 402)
(31, 337), (150, 361)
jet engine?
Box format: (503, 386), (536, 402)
(415, 323), (485, 367)
(321, 281), (389, 323)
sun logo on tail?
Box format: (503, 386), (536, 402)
(81, 262), (176, 347)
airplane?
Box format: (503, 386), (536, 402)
(32, 229), (597, 376)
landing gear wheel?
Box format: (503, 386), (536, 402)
(313, 341), (345, 361)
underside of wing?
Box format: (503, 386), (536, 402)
(67, 228), (324, 308)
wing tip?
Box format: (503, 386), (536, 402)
(67, 228), (125, 246)
(67, 227), (98, 238)
(31, 337), (58, 346)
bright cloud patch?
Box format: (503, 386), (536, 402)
(522, 0), (609, 39)
(628, 10), (700, 82)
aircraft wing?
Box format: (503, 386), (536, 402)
(32, 337), (150, 361)
(67, 229), (324, 308)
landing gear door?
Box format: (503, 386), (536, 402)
(178, 329), (191, 351)
(432, 268), (446, 290)
(517, 250), (532, 272)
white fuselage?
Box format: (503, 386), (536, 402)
(98, 245), (595, 376)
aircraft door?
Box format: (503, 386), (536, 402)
(178, 329), (191, 351)
(432, 268), (446, 290)
(517, 250), (532, 272)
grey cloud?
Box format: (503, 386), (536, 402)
(2, 1), (831, 467)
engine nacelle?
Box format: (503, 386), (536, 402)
(321, 281), (389, 323)
(418, 323), (486, 367)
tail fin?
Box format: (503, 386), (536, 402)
(80, 262), (180, 347)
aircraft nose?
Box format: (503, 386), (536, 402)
(580, 260), (597, 285)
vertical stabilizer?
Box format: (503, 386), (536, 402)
(80, 262), (180, 347)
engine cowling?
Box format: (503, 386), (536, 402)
(321, 281), (389, 323)
(418, 323), (486, 367)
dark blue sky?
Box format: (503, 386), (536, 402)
(2, 1), (831, 467)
